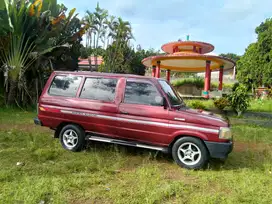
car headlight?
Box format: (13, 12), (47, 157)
(219, 127), (232, 140)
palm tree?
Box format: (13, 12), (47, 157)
(109, 17), (133, 46)
(104, 15), (116, 49)
(101, 17), (134, 73)
(84, 11), (95, 48)
(92, 3), (108, 70)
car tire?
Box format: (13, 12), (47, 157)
(172, 137), (209, 169)
(59, 124), (86, 152)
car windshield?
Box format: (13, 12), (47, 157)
(159, 80), (185, 107)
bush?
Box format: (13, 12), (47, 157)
(232, 82), (240, 92)
(190, 101), (206, 110)
(214, 97), (230, 111)
(172, 77), (204, 89)
(228, 84), (250, 116)
(172, 77), (235, 91)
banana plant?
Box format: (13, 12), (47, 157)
(0, 0), (13, 35)
(0, 0), (88, 106)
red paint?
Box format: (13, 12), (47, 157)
(152, 66), (156, 77)
(193, 46), (197, 53)
(37, 71), (231, 149)
(219, 66), (224, 91)
(207, 67), (211, 91)
(166, 70), (171, 81)
(155, 61), (161, 78)
(173, 46), (179, 53)
(199, 47), (202, 54)
(204, 61), (211, 98)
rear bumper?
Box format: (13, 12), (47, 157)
(34, 117), (42, 126)
(204, 141), (233, 159)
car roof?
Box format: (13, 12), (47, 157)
(53, 71), (160, 81)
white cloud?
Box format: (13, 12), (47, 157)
(61, 0), (272, 55)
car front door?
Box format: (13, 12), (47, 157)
(117, 79), (170, 146)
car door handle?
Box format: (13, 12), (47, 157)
(120, 111), (129, 115)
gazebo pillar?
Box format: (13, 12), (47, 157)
(152, 65), (156, 77)
(218, 65), (224, 91)
(193, 46), (197, 53)
(199, 47), (202, 54)
(166, 69), (171, 82)
(203, 60), (211, 98)
(155, 61), (161, 78)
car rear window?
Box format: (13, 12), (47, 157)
(48, 75), (82, 97)
(80, 78), (117, 101)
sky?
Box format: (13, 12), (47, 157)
(60, 0), (272, 55)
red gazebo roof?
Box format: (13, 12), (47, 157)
(161, 41), (214, 54)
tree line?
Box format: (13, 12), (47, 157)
(1, 1), (270, 108)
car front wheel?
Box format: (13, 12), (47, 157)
(172, 137), (209, 169)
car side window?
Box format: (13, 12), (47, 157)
(124, 81), (163, 106)
(48, 75), (82, 97)
(80, 78), (117, 102)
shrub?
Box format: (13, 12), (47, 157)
(190, 101), (206, 110)
(214, 97), (230, 111)
(172, 77), (204, 89)
(232, 82), (240, 92)
(228, 84), (250, 116)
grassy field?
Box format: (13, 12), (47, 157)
(248, 99), (272, 112)
(1, 108), (272, 204)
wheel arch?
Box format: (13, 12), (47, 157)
(54, 122), (85, 138)
(168, 131), (210, 154)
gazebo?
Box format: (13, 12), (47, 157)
(142, 39), (235, 98)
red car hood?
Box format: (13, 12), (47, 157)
(177, 108), (229, 127)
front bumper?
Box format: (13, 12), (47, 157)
(34, 117), (42, 126)
(204, 141), (233, 159)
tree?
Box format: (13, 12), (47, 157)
(0, 0), (87, 106)
(129, 48), (161, 75)
(219, 53), (241, 62)
(237, 18), (272, 88)
(101, 17), (134, 73)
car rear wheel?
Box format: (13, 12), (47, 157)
(172, 137), (209, 169)
(59, 124), (86, 152)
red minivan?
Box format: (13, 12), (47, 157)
(34, 71), (233, 169)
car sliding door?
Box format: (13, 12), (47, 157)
(74, 77), (120, 137)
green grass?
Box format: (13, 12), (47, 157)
(1, 108), (272, 203)
(248, 99), (272, 112)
